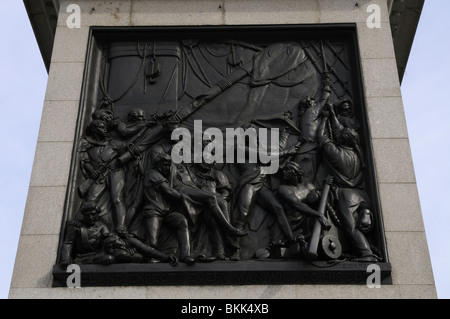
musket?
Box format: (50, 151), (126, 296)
(320, 41), (336, 140)
(77, 115), (163, 199)
(320, 40), (333, 104)
(321, 40), (328, 74)
(79, 101), (208, 199)
(300, 41), (340, 98)
(307, 176), (333, 260)
(300, 41), (323, 76)
(311, 42), (353, 98)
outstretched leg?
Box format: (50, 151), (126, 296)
(165, 212), (194, 264)
(257, 186), (295, 243)
(181, 186), (246, 237)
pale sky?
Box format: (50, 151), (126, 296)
(0, 1), (449, 299)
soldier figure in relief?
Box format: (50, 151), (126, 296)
(317, 107), (377, 262)
(277, 160), (331, 239)
(142, 145), (196, 265)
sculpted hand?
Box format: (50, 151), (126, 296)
(325, 175), (334, 185)
(288, 145), (300, 155)
(90, 169), (100, 180)
(318, 215), (331, 231)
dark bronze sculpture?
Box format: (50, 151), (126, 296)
(142, 144), (195, 265)
(60, 204), (177, 267)
(54, 26), (390, 286)
(317, 105), (377, 262)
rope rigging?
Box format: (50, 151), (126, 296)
(99, 41), (149, 108)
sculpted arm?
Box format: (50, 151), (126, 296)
(278, 186), (321, 218)
(158, 181), (183, 201)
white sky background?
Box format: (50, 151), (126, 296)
(0, 1), (449, 299)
